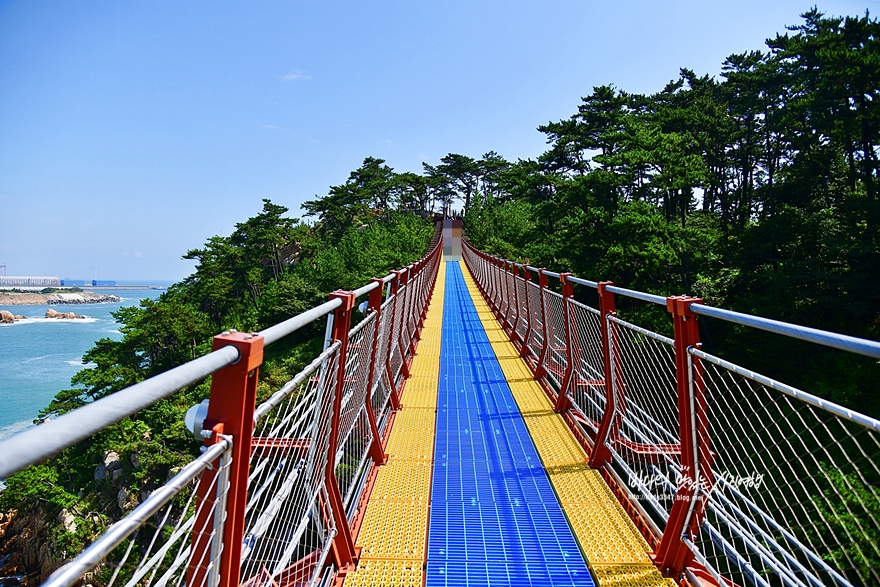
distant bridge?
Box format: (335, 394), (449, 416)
(1, 220), (878, 587)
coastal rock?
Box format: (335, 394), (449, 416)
(0, 292), (121, 306)
(103, 451), (122, 472)
(56, 510), (76, 534)
(45, 309), (85, 320)
(0, 310), (14, 324)
(47, 294), (121, 305)
(13, 315), (24, 320)
(117, 488), (138, 513)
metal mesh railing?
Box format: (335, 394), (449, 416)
(43, 439), (233, 587)
(2, 226), (443, 587)
(567, 300), (606, 428)
(686, 349), (880, 587)
(543, 290), (567, 387)
(461, 237), (880, 587)
(240, 345), (340, 586)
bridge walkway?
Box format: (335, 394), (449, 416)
(345, 261), (673, 586)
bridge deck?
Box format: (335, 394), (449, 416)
(346, 261), (673, 586)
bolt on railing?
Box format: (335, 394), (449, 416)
(461, 237), (880, 587)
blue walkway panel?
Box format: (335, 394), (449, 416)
(426, 262), (595, 587)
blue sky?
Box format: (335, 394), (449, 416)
(0, 1), (874, 281)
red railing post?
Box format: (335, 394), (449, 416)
(520, 266), (533, 359)
(363, 279), (389, 465)
(493, 258), (504, 317)
(534, 269), (550, 380)
(500, 260), (512, 331)
(488, 257), (499, 317)
(325, 290), (359, 570)
(510, 264), (523, 344)
(655, 295), (712, 580)
(187, 331), (264, 587)
(554, 273), (576, 413)
(384, 271), (404, 407)
(396, 268), (414, 376)
(589, 282), (620, 468)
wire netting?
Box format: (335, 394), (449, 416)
(524, 280), (544, 362)
(603, 316), (679, 529)
(43, 440), (234, 587)
(688, 348), (880, 587)
(241, 345), (339, 586)
(566, 300), (606, 429)
(542, 290), (568, 388)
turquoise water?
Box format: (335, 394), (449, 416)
(0, 286), (171, 439)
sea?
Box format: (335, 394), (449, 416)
(0, 281), (173, 441)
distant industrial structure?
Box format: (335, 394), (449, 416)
(0, 275), (61, 287)
(60, 279), (117, 287)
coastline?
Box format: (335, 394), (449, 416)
(0, 292), (122, 306)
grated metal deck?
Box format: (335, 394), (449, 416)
(344, 263), (446, 587)
(425, 262), (594, 586)
(461, 262), (676, 587)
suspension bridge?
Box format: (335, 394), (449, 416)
(1, 220), (878, 587)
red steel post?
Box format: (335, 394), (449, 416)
(397, 267), (412, 379)
(520, 266), (533, 359)
(187, 331), (264, 587)
(655, 295), (712, 580)
(534, 269), (550, 380)
(501, 260), (513, 332)
(363, 279), (389, 465)
(325, 290), (360, 569)
(510, 264), (523, 344)
(589, 282), (620, 468)
(554, 273), (576, 413)
(384, 271), (404, 408)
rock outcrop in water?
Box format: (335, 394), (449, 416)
(45, 309), (86, 320)
(0, 292), (121, 306)
(0, 311), (14, 324)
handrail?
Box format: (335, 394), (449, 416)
(0, 238), (439, 480)
(461, 236), (880, 587)
(0, 345), (240, 478)
(689, 303), (880, 360)
(465, 239), (880, 358)
(605, 285), (667, 306)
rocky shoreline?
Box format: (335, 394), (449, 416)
(0, 292), (122, 306)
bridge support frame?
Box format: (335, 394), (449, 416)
(589, 282), (621, 468)
(534, 269), (550, 380)
(325, 290), (361, 571)
(187, 330), (264, 587)
(363, 279), (389, 466)
(554, 273), (577, 413)
(655, 295), (713, 581)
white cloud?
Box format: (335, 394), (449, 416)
(262, 124), (281, 130)
(133, 252), (143, 258)
(377, 139), (392, 150)
(281, 69), (311, 81)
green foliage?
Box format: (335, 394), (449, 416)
(463, 8), (880, 418)
(814, 466), (880, 583)
(3, 183), (433, 571)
